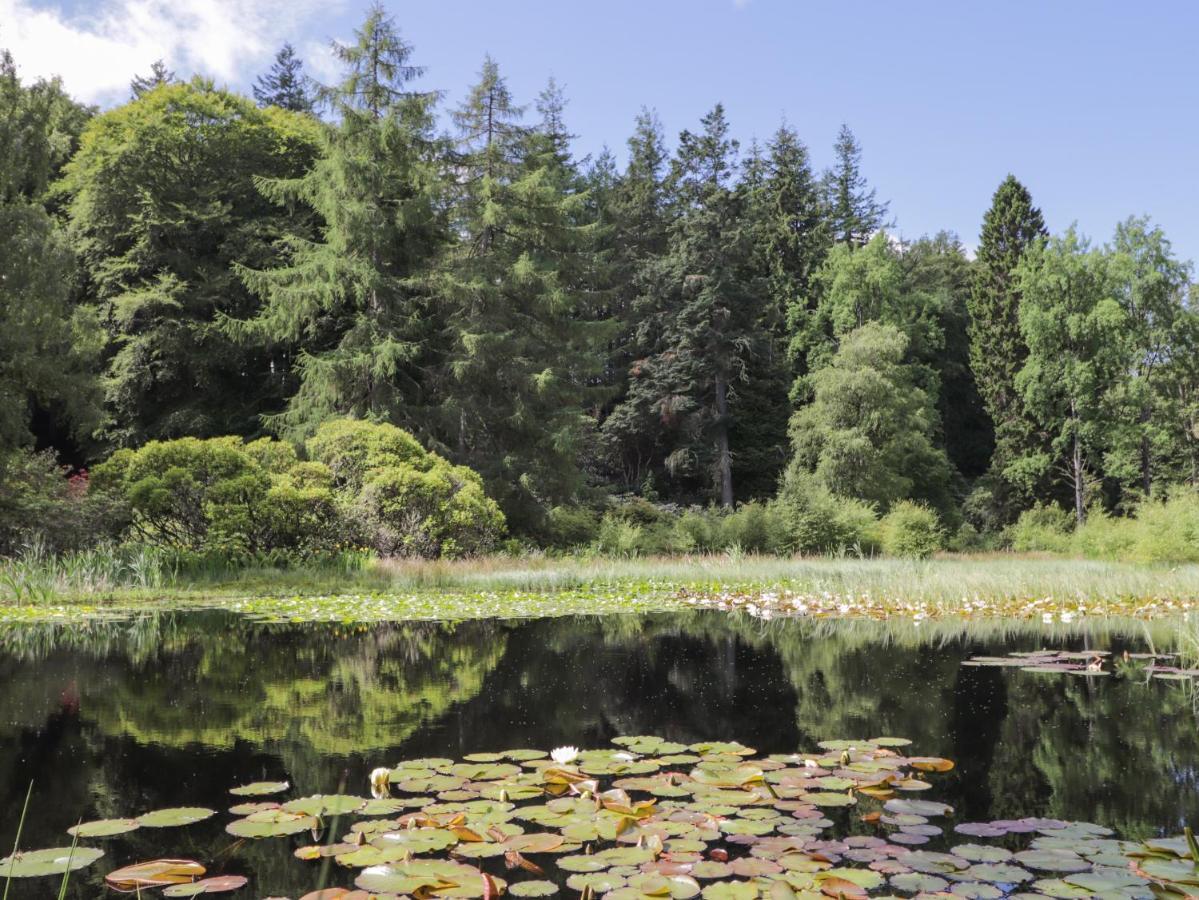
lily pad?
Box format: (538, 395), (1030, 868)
(230, 781), (289, 796)
(67, 818), (140, 839)
(510, 880), (560, 896)
(0, 846), (104, 878)
(162, 875), (251, 896)
(136, 807), (216, 828)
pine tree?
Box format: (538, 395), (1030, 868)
(825, 124), (889, 247)
(233, 6), (446, 439)
(129, 59), (175, 98)
(596, 109), (674, 492)
(647, 104), (765, 506)
(253, 43), (313, 112)
(968, 175), (1047, 512)
(437, 58), (607, 530)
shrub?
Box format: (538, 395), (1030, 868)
(1007, 503), (1074, 553)
(1125, 493), (1199, 563)
(673, 508), (721, 553)
(595, 515), (647, 557)
(0, 448), (127, 556)
(1071, 507), (1137, 561)
(879, 501), (943, 559)
(771, 468), (878, 555)
(306, 419), (505, 558)
(544, 505), (601, 549)
(91, 435), (339, 559)
(719, 502), (781, 554)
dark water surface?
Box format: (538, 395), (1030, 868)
(1, 610), (1196, 897)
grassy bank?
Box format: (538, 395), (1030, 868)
(3, 550), (1199, 624)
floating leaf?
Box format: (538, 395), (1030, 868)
(162, 875), (250, 896)
(136, 808), (216, 828)
(0, 846), (103, 878)
(67, 818), (139, 839)
(230, 781), (289, 797)
(105, 859), (205, 891)
(510, 880), (559, 896)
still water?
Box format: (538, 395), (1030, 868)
(1, 610), (1196, 896)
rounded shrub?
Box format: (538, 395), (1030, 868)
(1007, 502), (1073, 553)
(878, 500), (943, 559)
(771, 467), (879, 555)
(306, 418), (505, 558)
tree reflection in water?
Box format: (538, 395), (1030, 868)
(0, 610), (1196, 897)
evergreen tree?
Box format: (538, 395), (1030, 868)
(968, 177), (1046, 503)
(436, 58), (607, 530)
(901, 232), (992, 479)
(129, 59), (175, 98)
(825, 124), (889, 247)
(596, 110), (674, 492)
(234, 6), (446, 440)
(253, 43), (313, 112)
(643, 104), (765, 506)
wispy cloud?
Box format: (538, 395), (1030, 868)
(733, 0), (752, 8)
(0, 0), (341, 103)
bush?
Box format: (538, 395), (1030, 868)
(544, 505), (601, 549)
(879, 501), (943, 559)
(1125, 493), (1199, 563)
(719, 502), (781, 554)
(1007, 503), (1074, 553)
(673, 508), (721, 553)
(91, 435), (340, 560)
(771, 468), (878, 555)
(306, 419), (505, 558)
(595, 515), (648, 557)
(1071, 507), (1137, 561)
(0, 448), (127, 556)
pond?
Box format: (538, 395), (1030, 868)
(1, 609), (1197, 897)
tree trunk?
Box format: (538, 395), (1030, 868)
(1071, 400), (1085, 524)
(1140, 404), (1152, 497)
(715, 373), (734, 508)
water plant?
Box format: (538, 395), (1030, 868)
(8, 735), (1196, 898)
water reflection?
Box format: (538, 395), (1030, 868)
(0, 611), (1196, 897)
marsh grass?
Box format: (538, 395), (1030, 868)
(5, 546), (1199, 613)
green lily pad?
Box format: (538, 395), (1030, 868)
(510, 880), (559, 896)
(282, 794), (367, 816)
(162, 875), (250, 896)
(229, 781), (289, 796)
(136, 807), (216, 828)
(890, 872), (949, 893)
(0, 846), (104, 878)
(67, 818), (140, 839)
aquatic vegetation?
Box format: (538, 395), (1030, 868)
(963, 649), (1199, 682)
(5, 735), (1194, 897)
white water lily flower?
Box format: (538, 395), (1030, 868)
(369, 767), (392, 799)
(613, 751), (636, 762)
(551, 746), (579, 765)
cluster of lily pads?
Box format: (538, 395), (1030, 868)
(962, 650), (1199, 682)
(682, 590), (1199, 624)
(4, 736), (1199, 899)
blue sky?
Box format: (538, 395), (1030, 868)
(5, 0), (1198, 262)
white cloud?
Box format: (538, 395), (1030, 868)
(0, 0), (340, 103)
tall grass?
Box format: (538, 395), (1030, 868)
(6, 542), (1199, 609)
(0, 539), (170, 603)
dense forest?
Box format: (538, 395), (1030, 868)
(3, 4), (1198, 558)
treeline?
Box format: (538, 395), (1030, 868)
(2, 4), (1198, 555)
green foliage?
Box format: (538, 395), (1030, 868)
(788, 321), (954, 515)
(1015, 228), (1128, 522)
(0, 449), (126, 556)
(878, 501), (943, 559)
(235, 8), (447, 439)
(969, 175), (1047, 515)
(306, 418), (505, 558)
(1007, 503), (1074, 553)
(824, 124), (889, 247)
(545, 506), (601, 549)
(253, 43), (313, 112)
(0, 52), (99, 450)
(771, 468), (878, 555)
(436, 57), (609, 531)
(59, 79), (321, 446)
